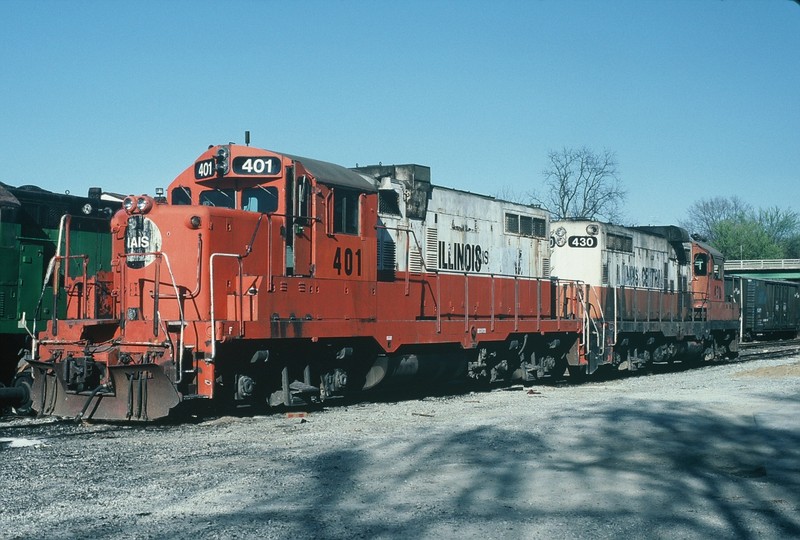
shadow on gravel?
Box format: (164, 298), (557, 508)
(5, 393), (800, 539)
(163, 397), (800, 538)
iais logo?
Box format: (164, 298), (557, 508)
(125, 215), (163, 269)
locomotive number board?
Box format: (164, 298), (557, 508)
(194, 156), (282, 179)
(232, 156), (282, 176)
(568, 235), (598, 248)
(195, 158), (217, 179)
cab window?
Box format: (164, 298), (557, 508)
(200, 189), (235, 208)
(334, 189), (359, 235)
(693, 253), (709, 276)
(172, 187), (192, 205)
(242, 187), (279, 214)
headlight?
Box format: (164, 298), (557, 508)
(136, 196), (154, 214)
(123, 196), (135, 213)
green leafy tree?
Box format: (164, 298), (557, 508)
(682, 197), (800, 259)
(785, 235), (800, 259)
(711, 219), (783, 260)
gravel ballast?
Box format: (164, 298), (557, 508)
(2, 355), (799, 539)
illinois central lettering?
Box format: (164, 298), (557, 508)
(438, 241), (489, 272)
(619, 263), (663, 289)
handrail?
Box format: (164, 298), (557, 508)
(118, 251), (186, 382)
(50, 215), (71, 336)
(159, 253), (186, 383)
(209, 252), (245, 360)
(490, 276), (495, 332)
(375, 224), (430, 296)
(206, 214), (266, 360)
(49, 253), (88, 333)
(725, 258), (800, 270)
(573, 282), (604, 358)
(156, 235), (203, 299)
(514, 277), (519, 331)
(436, 273), (441, 333)
(267, 215), (274, 292)
(464, 274), (469, 333)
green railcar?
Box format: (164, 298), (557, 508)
(0, 182), (117, 409)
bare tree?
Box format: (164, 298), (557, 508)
(492, 186), (528, 204)
(679, 196), (751, 241)
(758, 206), (800, 245)
(680, 197), (800, 259)
(532, 147), (625, 221)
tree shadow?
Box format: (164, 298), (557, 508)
(3, 392), (799, 539)
(167, 396), (800, 538)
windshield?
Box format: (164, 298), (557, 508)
(199, 189), (236, 208)
(242, 187), (279, 213)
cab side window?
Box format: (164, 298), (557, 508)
(334, 189), (359, 235)
(694, 253), (709, 276)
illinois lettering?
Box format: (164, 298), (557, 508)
(438, 241), (489, 272)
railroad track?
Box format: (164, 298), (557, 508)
(738, 339), (800, 362)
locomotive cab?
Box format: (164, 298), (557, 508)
(167, 146), (378, 280)
(690, 240), (735, 321)
(689, 240), (739, 358)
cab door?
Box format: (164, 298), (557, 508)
(291, 174), (313, 276)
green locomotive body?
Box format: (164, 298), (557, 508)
(0, 182), (117, 408)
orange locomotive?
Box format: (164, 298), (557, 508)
(29, 145), (583, 420)
(548, 221), (739, 375)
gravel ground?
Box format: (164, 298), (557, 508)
(2, 355), (799, 540)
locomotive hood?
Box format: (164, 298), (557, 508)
(0, 183), (21, 208)
(283, 152), (378, 192)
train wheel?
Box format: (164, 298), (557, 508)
(12, 372), (34, 416)
(0, 383), (9, 415)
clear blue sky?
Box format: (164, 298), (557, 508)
(2, 0), (798, 226)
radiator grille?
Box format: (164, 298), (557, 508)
(425, 227), (438, 271)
